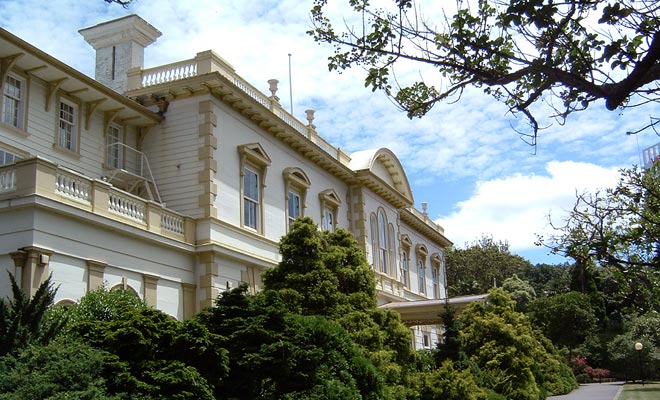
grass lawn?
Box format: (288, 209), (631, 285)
(618, 382), (660, 400)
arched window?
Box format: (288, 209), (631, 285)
(416, 244), (428, 295)
(370, 213), (379, 268)
(400, 234), (412, 288)
(319, 189), (341, 231)
(283, 167), (310, 230)
(431, 253), (443, 299)
(378, 210), (388, 274)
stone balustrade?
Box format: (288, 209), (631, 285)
(0, 157), (194, 244)
(126, 50), (352, 166)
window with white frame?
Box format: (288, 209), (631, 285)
(0, 147), (22, 166)
(106, 123), (123, 168)
(319, 189), (341, 232)
(57, 99), (78, 152)
(2, 74), (25, 129)
(401, 249), (410, 288)
(432, 266), (440, 299)
(416, 244), (428, 295)
(370, 214), (379, 267)
(400, 234), (412, 288)
(238, 143), (271, 234)
(431, 253), (443, 299)
(378, 209), (389, 274)
(418, 260), (426, 294)
(283, 167), (310, 230)
(287, 190), (302, 227)
(243, 166), (260, 230)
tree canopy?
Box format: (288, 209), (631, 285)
(445, 235), (531, 296)
(309, 0), (660, 143)
(541, 165), (660, 314)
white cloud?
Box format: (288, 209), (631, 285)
(3, 0), (657, 264)
(435, 161), (622, 254)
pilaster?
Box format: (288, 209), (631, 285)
(86, 260), (107, 291)
(198, 100), (217, 219)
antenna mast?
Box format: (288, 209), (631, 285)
(288, 53), (293, 115)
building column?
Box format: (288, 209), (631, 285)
(86, 260), (107, 291)
(198, 250), (219, 310)
(143, 274), (159, 307)
(182, 283), (197, 320)
(10, 247), (52, 297)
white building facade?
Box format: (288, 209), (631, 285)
(0, 15), (451, 349)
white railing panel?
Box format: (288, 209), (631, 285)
(55, 171), (91, 204)
(0, 168), (16, 193)
(161, 211), (185, 235)
(142, 59), (198, 87)
(108, 190), (147, 223)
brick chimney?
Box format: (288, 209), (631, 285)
(79, 14), (161, 94)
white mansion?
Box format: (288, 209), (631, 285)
(0, 15), (454, 349)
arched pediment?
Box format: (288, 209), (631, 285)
(349, 148), (413, 203)
(283, 167), (311, 189)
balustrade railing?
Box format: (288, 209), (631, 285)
(133, 51), (351, 165)
(142, 59), (197, 87)
(55, 170), (91, 204)
(0, 167), (16, 193)
(161, 210), (185, 235)
(109, 191), (147, 223)
(0, 158), (192, 243)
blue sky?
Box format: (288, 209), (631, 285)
(2, 0), (657, 264)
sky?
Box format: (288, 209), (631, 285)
(1, 0), (657, 264)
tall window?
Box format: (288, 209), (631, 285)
(243, 167), (259, 230)
(418, 260), (425, 294)
(287, 190), (301, 227)
(106, 124), (122, 168)
(416, 244), (428, 295)
(401, 249), (409, 288)
(319, 189), (341, 232)
(238, 143), (271, 234)
(378, 211), (388, 274)
(322, 208), (334, 231)
(431, 253), (444, 299)
(283, 167), (310, 231)
(370, 214), (379, 267)
(57, 99), (77, 151)
(432, 267), (440, 299)
(2, 74), (24, 129)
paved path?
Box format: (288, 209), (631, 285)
(548, 382), (623, 400)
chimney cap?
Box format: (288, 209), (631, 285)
(79, 14), (161, 49)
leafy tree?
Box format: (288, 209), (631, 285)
(519, 263), (572, 297)
(0, 338), (117, 400)
(459, 289), (577, 399)
(309, 0), (660, 142)
(607, 313), (660, 380)
(419, 360), (488, 400)
(0, 273), (63, 356)
(446, 235), (531, 296)
(541, 166), (660, 314)
(502, 274), (536, 312)
(262, 217), (415, 398)
(435, 304), (462, 363)
(63, 288), (228, 400)
(527, 291), (597, 356)
(199, 285), (384, 400)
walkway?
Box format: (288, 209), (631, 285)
(548, 382), (623, 400)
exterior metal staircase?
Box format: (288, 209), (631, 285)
(103, 143), (162, 204)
